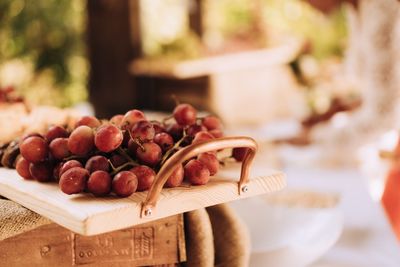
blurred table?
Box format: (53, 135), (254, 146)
(284, 167), (400, 267)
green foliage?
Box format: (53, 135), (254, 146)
(0, 0), (87, 107)
(263, 0), (348, 59)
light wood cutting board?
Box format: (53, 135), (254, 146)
(0, 166), (285, 236)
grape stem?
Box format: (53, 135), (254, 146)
(64, 154), (86, 161)
(109, 161), (139, 176)
(217, 155), (233, 166)
(127, 130), (145, 151)
(160, 130), (187, 166)
(162, 115), (174, 125)
(171, 94), (180, 106)
(116, 147), (139, 166)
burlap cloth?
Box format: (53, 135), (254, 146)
(0, 198), (51, 241)
(0, 198), (250, 267)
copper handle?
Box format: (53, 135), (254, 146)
(140, 136), (258, 218)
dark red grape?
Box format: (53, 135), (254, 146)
(94, 124), (123, 152)
(122, 129), (131, 147)
(184, 159), (210, 185)
(53, 162), (63, 181)
(29, 161), (53, 182)
(85, 155), (110, 173)
(166, 123), (183, 141)
(127, 139), (139, 156)
(165, 164), (184, 188)
(87, 171), (112, 196)
(130, 165), (156, 191)
(21, 132), (42, 141)
(173, 103), (197, 126)
(192, 131), (214, 145)
(112, 171), (138, 197)
(59, 160), (83, 176)
(49, 138), (70, 160)
(16, 157), (33, 180)
(75, 116), (101, 128)
(201, 116), (222, 130)
(68, 125), (95, 156)
(59, 167), (89, 195)
(110, 114), (124, 126)
(232, 147), (249, 162)
(187, 124), (207, 137)
(45, 125), (68, 142)
(20, 136), (49, 163)
(109, 154), (128, 168)
(198, 152), (219, 176)
(136, 142), (162, 166)
(152, 121), (165, 134)
(154, 132), (174, 152)
(122, 109), (146, 126)
(130, 120), (155, 141)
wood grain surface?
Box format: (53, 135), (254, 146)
(0, 214), (185, 266)
(0, 165), (285, 236)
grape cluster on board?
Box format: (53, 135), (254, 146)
(5, 103), (249, 198)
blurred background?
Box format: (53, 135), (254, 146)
(1, 0), (400, 266)
(0, 0), (350, 117)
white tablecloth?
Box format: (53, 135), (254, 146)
(283, 167), (400, 267)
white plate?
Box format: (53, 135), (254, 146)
(229, 195), (343, 267)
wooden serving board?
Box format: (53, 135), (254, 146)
(0, 165), (285, 236)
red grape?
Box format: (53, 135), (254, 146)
(94, 124), (123, 152)
(209, 129), (223, 138)
(29, 161), (53, 182)
(59, 160), (83, 176)
(187, 124), (207, 137)
(184, 159), (210, 185)
(68, 126), (95, 156)
(122, 129), (131, 146)
(152, 121), (165, 134)
(85, 155), (110, 173)
(110, 114), (124, 126)
(192, 131), (214, 145)
(20, 136), (49, 163)
(21, 132), (42, 141)
(45, 125), (69, 142)
(198, 152), (219, 176)
(53, 162), (63, 181)
(109, 154), (127, 168)
(136, 142), (162, 166)
(75, 116), (101, 128)
(49, 138), (70, 160)
(130, 165), (156, 191)
(165, 164), (184, 188)
(87, 171), (112, 196)
(122, 109), (146, 126)
(59, 167), (89, 195)
(112, 171), (138, 197)
(166, 123), (183, 141)
(173, 104), (197, 126)
(232, 147), (249, 162)
(127, 139), (139, 156)
(16, 157), (33, 180)
(130, 120), (155, 142)
(154, 132), (174, 152)
(201, 116), (222, 130)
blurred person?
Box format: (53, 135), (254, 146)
(305, 0), (400, 164)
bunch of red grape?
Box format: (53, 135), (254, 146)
(0, 86), (24, 103)
(10, 103), (247, 198)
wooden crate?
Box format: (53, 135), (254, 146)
(0, 214), (186, 267)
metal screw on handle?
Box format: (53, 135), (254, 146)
(140, 136), (258, 218)
(144, 208), (152, 217)
(241, 185), (249, 193)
